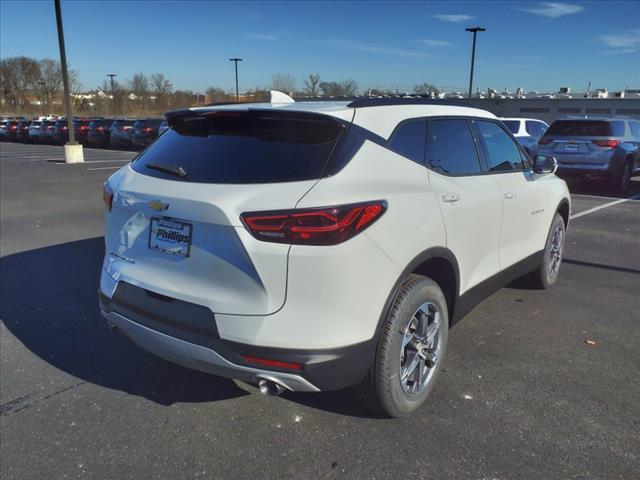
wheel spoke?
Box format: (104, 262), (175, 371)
(401, 351), (421, 384)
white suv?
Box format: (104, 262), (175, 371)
(99, 98), (570, 417)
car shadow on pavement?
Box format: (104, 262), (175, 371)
(0, 237), (248, 406)
(562, 177), (640, 199)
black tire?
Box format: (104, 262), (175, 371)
(357, 275), (449, 418)
(617, 161), (633, 193)
(530, 213), (565, 289)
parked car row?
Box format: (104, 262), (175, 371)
(0, 117), (168, 150)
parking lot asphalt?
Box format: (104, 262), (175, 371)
(1, 142), (639, 480)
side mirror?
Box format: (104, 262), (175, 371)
(533, 155), (558, 174)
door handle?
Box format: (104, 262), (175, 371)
(441, 193), (460, 203)
(504, 191), (518, 200)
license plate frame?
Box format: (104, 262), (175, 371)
(564, 143), (579, 152)
(148, 217), (192, 258)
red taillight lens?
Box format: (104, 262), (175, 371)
(143, 127), (152, 132)
(102, 182), (113, 212)
(240, 355), (302, 371)
(241, 201), (387, 245)
(9, 125), (17, 130)
(538, 137), (552, 145)
(591, 139), (620, 148)
(97, 126), (104, 131)
(79, 125), (89, 131)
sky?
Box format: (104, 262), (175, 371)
(1, 1), (639, 94)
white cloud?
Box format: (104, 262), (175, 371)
(432, 14), (475, 23)
(521, 3), (584, 18)
(600, 29), (640, 48)
(421, 39), (452, 47)
(343, 42), (431, 58)
(248, 34), (277, 40)
(601, 49), (636, 56)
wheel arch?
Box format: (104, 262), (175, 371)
(556, 198), (570, 230)
(375, 248), (460, 336)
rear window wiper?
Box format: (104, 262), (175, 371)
(145, 162), (187, 178)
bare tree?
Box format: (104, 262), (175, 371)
(413, 83), (440, 95)
(303, 73), (321, 96)
(37, 59), (63, 111)
(319, 79), (358, 97)
(205, 86), (228, 103)
(129, 72), (149, 111)
(0, 56), (41, 111)
(340, 79), (358, 96)
(271, 73), (296, 93)
(150, 73), (173, 109)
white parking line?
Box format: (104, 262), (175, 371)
(571, 194), (640, 219)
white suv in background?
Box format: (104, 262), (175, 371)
(500, 117), (549, 154)
(99, 97), (570, 417)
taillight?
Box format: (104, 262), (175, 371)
(591, 139), (620, 148)
(79, 125), (89, 131)
(538, 137), (552, 145)
(240, 355), (302, 371)
(143, 127), (153, 133)
(9, 125), (17, 130)
(97, 126), (104, 131)
(241, 201), (387, 245)
(102, 182), (113, 212)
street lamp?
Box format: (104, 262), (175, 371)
(106, 73), (117, 99)
(229, 58), (243, 103)
(465, 27), (485, 99)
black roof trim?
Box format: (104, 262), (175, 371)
(347, 98), (474, 108)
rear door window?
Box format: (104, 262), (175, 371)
(630, 122), (640, 139)
(525, 121), (544, 137)
(475, 120), (526, 172)
(132, 110), (344, 184)
(387, 119), (426, 164)
(425, 119), (482, 175)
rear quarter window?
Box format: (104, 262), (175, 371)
(502, 120), (520, 134)
(387, 119), (426, 164)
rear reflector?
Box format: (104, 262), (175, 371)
(591, 139), (620, 148)
(538, 138), (552, 145)
(241, 201), (387, 245)
(240, 355), (302, 370)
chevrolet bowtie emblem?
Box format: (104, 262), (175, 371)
(148, 200), (169, 211)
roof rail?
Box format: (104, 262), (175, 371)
(347, 98), (474, 108)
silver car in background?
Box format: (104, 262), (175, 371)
(536, 117), (640, 192)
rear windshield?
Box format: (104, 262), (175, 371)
(502, 120), (520, 134)
(546, 120), (614, 137)
(131, 111), (344, 183)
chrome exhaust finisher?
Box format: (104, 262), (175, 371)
(258, 378), (286, 396)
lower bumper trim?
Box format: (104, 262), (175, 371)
(102, 309), (320, 392)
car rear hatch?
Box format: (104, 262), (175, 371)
(104, 108), (347, 315)
(539, 120), (621, 164)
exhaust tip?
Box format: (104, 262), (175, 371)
(258, 379), (285, 396)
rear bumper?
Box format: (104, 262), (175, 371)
(98, 274), (376, 391)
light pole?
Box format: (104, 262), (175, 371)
(106, 73), (117, 99)
(106, 73), (117, 115)
(54, 0), (83, 162)
(465, 27), (485, 99)
(229, 58), (243, 103)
